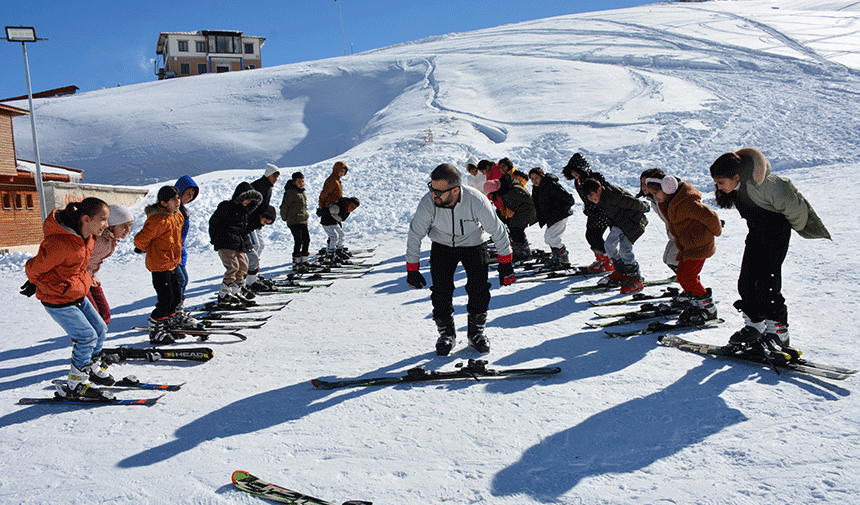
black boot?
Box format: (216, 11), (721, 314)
(467, 312), (490, 354)
(434, 315), (456, 356)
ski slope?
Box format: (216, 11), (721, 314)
(2, 1), (859, 503)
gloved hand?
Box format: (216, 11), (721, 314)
(497, 255), (515, 286)
(407, 270), (427, 289)
(20, 280), (36, 297)
(134, 247), (145, 254)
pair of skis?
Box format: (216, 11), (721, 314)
(232, 470), (371, 505)
(658, 334), (858, 380)
(311, 359), (561, 390)
(19, 375), (184, 406)
(567, 275), (677, 294)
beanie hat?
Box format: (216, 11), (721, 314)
(157, 185), (180, 203)
(265, 163), (281, 177)
(107, 204), (133, 226)
(260, 205), (277, 223)
(645, 175), (678, 194)
(563, 153), (590, 177)
(466, 156), (479, 169)
(483, 179), (501, 194)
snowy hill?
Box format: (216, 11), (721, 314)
(2, 1), (859, 504)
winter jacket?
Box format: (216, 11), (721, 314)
(407, 185), (512, 265)
(319, 165), (344, 208)
(208, 182), (262, 252)
(320, 197), (355, 226)
(87, 228), (121, 285)
(595, 183), (649, 243)
(531, 173), (575, 228)
(497, 173), (537, 229)
(280, 180), (309, 225)
(659, 181), (722, 261)
(25, 210), (95, 306)
(740, 154), (831, 240)
(248, 175), (274, 225)
(174, 175), (199, 266)
(134, 204), (184, 273)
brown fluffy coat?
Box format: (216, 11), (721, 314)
(659, 181), (722, 261)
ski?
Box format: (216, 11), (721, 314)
(200, 321), (266, 330)
(604, 318), (725, 338)
(594, 302), (683, 319)
(131, 326), (248, 341)
(311, 359), (561, 390)
(567, 276), (676, 295)
(252, 286), (313, 294)
(657, 334), (858, 380)
(102, 346), (214, 362)
(588, 287), (682, 306)
(192, 300), (291, 313)
(198, 313), (271, 323)
(279, 272), (367, 280)
(272, 280), (334, 288)
(585, 309), (682, 328)
(516, 266), (597, 283)
(231, 470), (371, 505)
(52, 376), (184, 391)
(19, 393), (163, 406)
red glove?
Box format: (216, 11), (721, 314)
(497, 254), (515, 286)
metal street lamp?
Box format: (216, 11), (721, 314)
(5, 26), (49, 221)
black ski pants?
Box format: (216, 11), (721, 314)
(737, 221), (791, 323)
(430, 241), (491, 321)
(288, 223), (310, 257)
(151, 268), (182, 320)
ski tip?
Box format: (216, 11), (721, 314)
(231, 470), (253, 484)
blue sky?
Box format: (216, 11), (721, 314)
(1, 0), (656, 99)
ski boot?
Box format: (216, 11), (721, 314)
(467, 312), (490, 354)
(724, 313), (766, 354)
(87, 356), (116, 386)
(587, 252), (615, 274)
(434, 314), (457, 356)
(677, 288), (717, 326)
(56, 363), (115, 401)
(149, 316), (176, 345)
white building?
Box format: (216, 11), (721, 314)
(156, 30), (265, 79)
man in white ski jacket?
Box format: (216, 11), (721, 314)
(406, 163), (515, 356)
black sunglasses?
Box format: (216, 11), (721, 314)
(427, 181), (459, 197)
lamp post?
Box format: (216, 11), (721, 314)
(5, 26), (49, 221)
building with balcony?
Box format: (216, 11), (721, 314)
(156, 30), (265, 79)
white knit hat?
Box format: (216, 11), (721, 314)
(466, 156), (479, 169)
(265, 163), (281, 177)
(107, 204), (133, 226)
(645, 175), (678, 194)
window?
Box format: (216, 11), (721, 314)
(180, 63), (190, 75)
(216, 66), (229, 73)
(178, 40), (189, 52)
(244, 43), (254, 54)
(26, 194), (34, 209)
(196, 41), (206, 52)
(209, 35), (241, 54)
(245, 64), (255, 70)
(15, 194), (23, 209)
(2, 193), (10, 209)
(198, 63), (208, 74)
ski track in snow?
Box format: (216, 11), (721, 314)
(2, 2), (860, 504)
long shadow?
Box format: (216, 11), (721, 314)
(116, 349), (555, 469)
(489, 352), (848, 502)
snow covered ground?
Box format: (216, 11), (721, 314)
(2, 1), (859, 503)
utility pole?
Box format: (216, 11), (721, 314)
(337, 0), (347, 56)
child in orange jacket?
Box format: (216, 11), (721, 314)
(24, 197), (117, 400)
(134, 186), (186, 344)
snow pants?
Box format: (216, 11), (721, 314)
(737, 221), (791, 323)
(429, 241), (490, 321)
